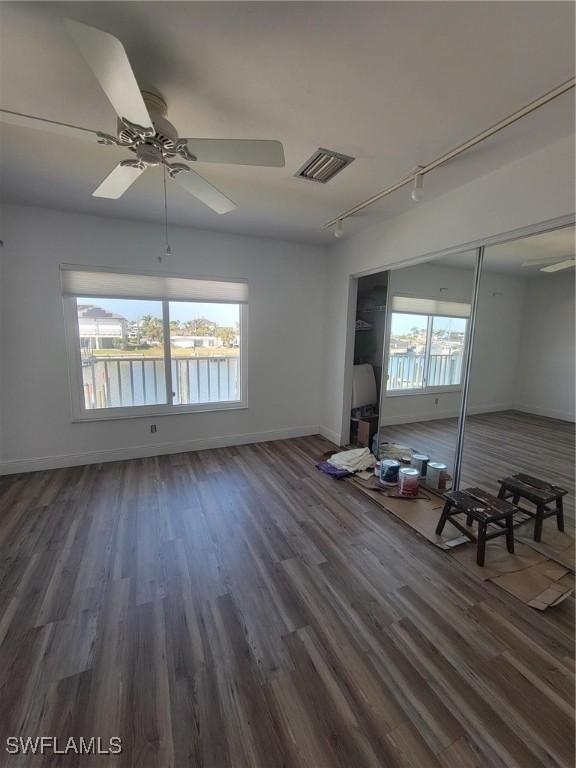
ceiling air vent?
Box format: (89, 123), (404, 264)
(295, 148), (355, 183)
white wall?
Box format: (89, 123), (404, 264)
(1, 134), (573, 470)
(513, 274), (575, 421)
(0, 217), (4, 462)
(379, 262), (526, 425)
(468, 270), (527, 415)
(0, 205), (327, 472)
(321, 134), (575, 444)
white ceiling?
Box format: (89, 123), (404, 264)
(1, 1), (574, 245)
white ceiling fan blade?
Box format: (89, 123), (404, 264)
(183, 139), (285, 167)
(172, 167), (237, 214)
(540, 258), (576, 273)
(0, 109), (99, 142)
(522, 259), (553, 267)
(64, 19), (153, 131)
(93, 163), (145, 199)
(522, 256), (574, 267)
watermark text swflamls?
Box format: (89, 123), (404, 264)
(6, 737), (122, 756)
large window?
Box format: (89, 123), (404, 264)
(169, 301), (240, 406)
(385, 296), (469, 393)
(62, 267), (247, 419)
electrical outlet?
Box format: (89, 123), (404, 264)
(150, 424), (157, 433)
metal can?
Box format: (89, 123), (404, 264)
(379, 459), (400, 485)
(410, 453), (429, 477)
(399, 467), (420, 497)
(426, 462), (448, 490)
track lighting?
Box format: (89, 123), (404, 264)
(334, 219), (344, 238)
(324, 79), (576, 229)
(411, 167), (424, 202)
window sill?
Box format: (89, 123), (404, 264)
(71, 400), (247, 423)
(385, 387), (462, 398)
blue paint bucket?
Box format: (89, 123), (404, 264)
(380, 459), (401, 485)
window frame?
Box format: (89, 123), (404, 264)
(383, 295), (470, 397)
(63, 293), (248, 422)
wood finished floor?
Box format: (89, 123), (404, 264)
(380, 410), (575, 530)
(0, 431), (574, 767)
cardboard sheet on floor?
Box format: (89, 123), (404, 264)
(516, 525), (575, 572)
(450, 538), (547, 580)
(349, 475), (574, 610)
(349, 476), (468, 549)
(450, 538), (574, 608)
(493, 563), (574, 610)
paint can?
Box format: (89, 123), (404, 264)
(379, 459), (400, 485)
(398, 467), (420, 497)
(410, 453), (429, 477)
(426, 462), (449, 491)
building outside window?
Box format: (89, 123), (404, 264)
(77, 304), (129, 350)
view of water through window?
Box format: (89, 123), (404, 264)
(77, 298), (241, 409)
(387, 312), (467, 391)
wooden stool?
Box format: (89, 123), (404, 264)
(435, 487), (516, 566)
(497, 473), (567, 543)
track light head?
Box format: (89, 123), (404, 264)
(411, 168), (424, 202)
(334, 219), (344, 238)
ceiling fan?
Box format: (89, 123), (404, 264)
(522, 256), (576, 272)
(0, 19), (285, 214)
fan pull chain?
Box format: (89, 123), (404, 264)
(159, 166), (171, 263)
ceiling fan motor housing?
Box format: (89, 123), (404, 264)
(117, 90), (185, 166)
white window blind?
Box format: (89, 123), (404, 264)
(61, 267), (248, 303)
(391, 296), (470, 318)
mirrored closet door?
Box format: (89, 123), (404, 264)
(376, 251), (478, 489)
(457, 226), (575, 558)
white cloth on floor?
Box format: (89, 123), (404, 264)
(328, 447), (375, 472)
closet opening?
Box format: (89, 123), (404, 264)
(350, 271), (389, 449)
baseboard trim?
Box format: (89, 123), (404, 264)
(379, 410), (456, 427)
(0, 425), (320, 475)
(378, 403), (512, 427)
(318, 426), (342, 447)
(467, 403), (516, 417)
(512, 404), (575, 423)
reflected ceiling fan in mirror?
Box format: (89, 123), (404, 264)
(0, 19), (285, 214)
(522, 255), (576, 272)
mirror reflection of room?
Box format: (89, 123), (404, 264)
(375, 254), (477, 486)
(460, 226), (575, 558)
